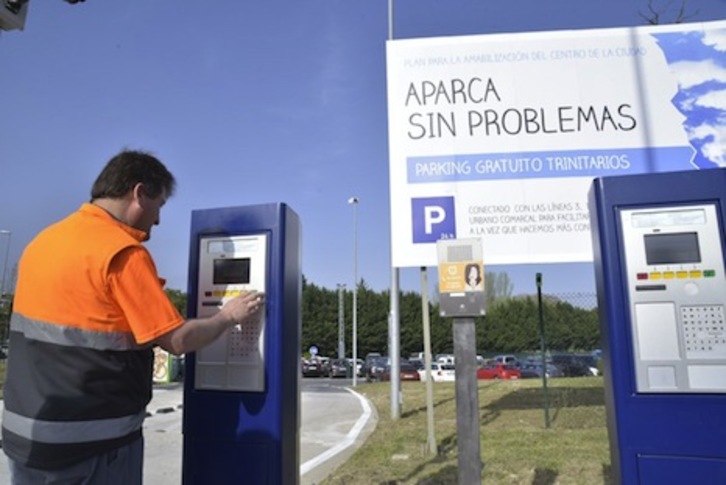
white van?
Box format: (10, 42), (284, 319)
(418, 362), (456, 382)
(494, 355), (518, 366)
(435, 354), (455, 365)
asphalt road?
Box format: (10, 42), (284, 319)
(0, 378), (376, 484)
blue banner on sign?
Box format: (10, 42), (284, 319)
(407, 146), (695, 183)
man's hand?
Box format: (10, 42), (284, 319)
(219, 291), (265, 327)
(156, 291), (266, 355)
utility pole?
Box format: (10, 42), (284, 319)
(348, 197), (359, 386)
(337, 283), (345, 361)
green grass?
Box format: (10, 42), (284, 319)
(323, 377), (611, 485)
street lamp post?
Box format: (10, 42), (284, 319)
(0, 230), (11, 297)
(348, 197), (359, 386)
(337, 283), (345, 361)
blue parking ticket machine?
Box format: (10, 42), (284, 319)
(590, 169), (726, 484)
(182, 203), (301, 485)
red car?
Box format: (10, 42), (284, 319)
(381, 362), (421, 382)
(477, 362), (521, 380)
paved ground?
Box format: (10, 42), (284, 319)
(0, 380), (376, 484)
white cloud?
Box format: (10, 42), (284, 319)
(696, 89), (726, 110)
(703, 29), (726, 52)
(670, 59), (726, 89)
(689, 123), (726, 167)
(702, 134), (726, 166)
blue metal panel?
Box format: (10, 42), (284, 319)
(589, 168), (726, 484)
(182, 204), (301, 485)
(639, 455), (726, 485)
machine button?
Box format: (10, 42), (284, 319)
(704, 269), (716, 277)
(637, 273), (648, 280)
(663, 271), (675, 279)
(689, 270), (702, 279)
(649, 272), (662, 280)
(676, 271), (689, 279)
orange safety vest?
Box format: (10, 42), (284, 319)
(1, 203), (183, 470)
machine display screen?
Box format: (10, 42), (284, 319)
(213, 258), (251, 284)
(644, 232), (701, 265)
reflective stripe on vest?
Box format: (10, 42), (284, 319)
(1, 409), (146, 444)
(10, 313), (145, 351)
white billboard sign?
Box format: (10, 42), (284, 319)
(386, 20), (726, 268)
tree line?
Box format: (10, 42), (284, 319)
(298, 274), (600, 359)
(0, 272), (600, 358)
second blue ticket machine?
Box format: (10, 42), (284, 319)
(182, 204), (301, 485)
(590, 169), (726, 484)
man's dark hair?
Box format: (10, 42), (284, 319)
(90, 150), (176, 201)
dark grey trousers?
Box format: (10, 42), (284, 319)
(8, 437), (143, 485)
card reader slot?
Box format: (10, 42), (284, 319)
(202, 301), (223, 306)
(636, 285), (667, 291)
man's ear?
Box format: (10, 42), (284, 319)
(131, 183), (146, 204)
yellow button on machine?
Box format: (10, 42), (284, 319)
(663, 272), (675, 279)
(649, 272), (662, 280)
(676, 271), (689, 279)
(690, 270), (702, 278)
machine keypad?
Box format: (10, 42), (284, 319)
(229, 319), (263, 363)
(682, 305), (726, 357)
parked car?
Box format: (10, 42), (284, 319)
(409, 358), (425, 371)
(519, 360), (564, 379)
(477, 361), (521, 380)
(365, 356), (389, 382)
(346, 358), (364, 377)
(435, 353), (455, 365)
(364, 352), (382, 371)
(410, 352), (425, 361)
(418, 362), (456, 382)
(551, 354), (596, 377)
(328, 358), (349, 378)
(301, 358), (323, 377)
(574, 354), (600, 376)
(318, 357), (331, 375)
(363, 353), (386, 380)
(380, 362), (421, 382)
(493, 354), (519, 366)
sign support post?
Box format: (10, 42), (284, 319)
(437, 238), (486, 483)
(453, 317), (481, 483)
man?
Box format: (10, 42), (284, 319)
(1, 150), (264, 484)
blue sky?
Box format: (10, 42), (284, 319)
(1, 0), (725, 298)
